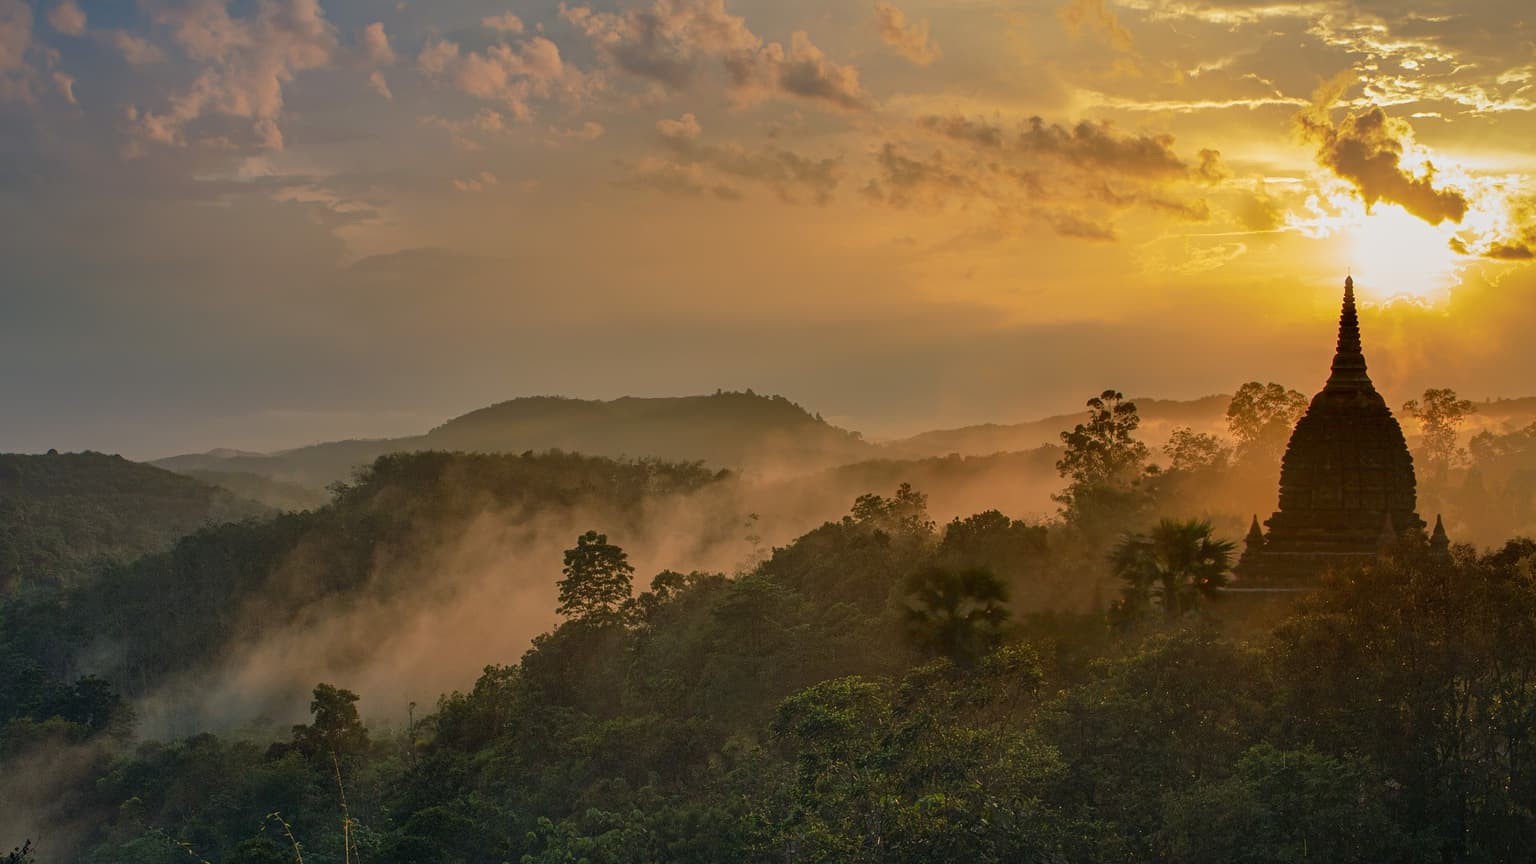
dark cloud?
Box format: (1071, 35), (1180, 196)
(1295, 97), (1469, 225)
(1019, 117), (1188, 178)
(920, 114), (1217, 181)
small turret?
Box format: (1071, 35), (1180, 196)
(1429, 514), (1451, 562)
(1244, 515), (1265, 551)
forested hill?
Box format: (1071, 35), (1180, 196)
(0, 451), (737, 737)
(154, 392), (872, 492)
(0, 452), (269, 592)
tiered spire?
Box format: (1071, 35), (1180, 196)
(1326, 276), (1372, 391)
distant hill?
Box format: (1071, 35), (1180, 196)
(154, 391), (1536, 497)
(880, 395), (1234, 459)
(155, 392), (874, 490)
(0, 452), (270, 592)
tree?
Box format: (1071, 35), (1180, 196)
(1162, 427), (1232, 473)
(1226, 382), (1307, 465)
(849, 483), (936, 538)
(1110, 519), (1234, 623)
(292, 682), (369, 761)
(901, 566), (1011, 665)
(1158, 745), (1410, 864)
(1056, 390), (1150, 489)
(1403, 388), (1475, 482)
(557, 530), (636, 625)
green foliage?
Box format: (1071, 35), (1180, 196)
(1159, 744), (1419, 864)
(14, 439), (1536, 864)
(0, 451), (269, 593)
(901, 566), (1010, 665)
(291, 683), (370, 762)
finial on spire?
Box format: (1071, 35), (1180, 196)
(1326, 275), (1371, 390)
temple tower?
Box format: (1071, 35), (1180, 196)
(1237, 277), (1426, 584)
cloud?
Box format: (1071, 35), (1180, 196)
(421, 108), (508, 150)
(1019, 116), (1189, 178)
(453, 171), (498, 192)
(46, 1), (85, 37)
(112, 31), (167, 65)
(626, 112), (843, 205)
(657, 111), (702, 140)
(862, 142), (990, 208)
(483, 13), (526, 34)
(920, 114), (1216, 181)
(1295, 83), (1469, 225)
(52, 69), (74, 104)
(368, 69), (391, 100)
(417, 35), (595, 120)
(1059, 0), (1133, 52)
(865, 112), (1221, 239)
(874, 3), (940, 66)
(131, 0), (339, 150)
(561, 0), (865, 110)
(0, 0), (36, 101)
(361, 21), (394, 66)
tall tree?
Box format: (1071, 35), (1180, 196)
(292, 683), (370, 761)
(1110, 519), (1234, 623)
(1226, 382), (1307, 465)
(1054, 391), (1151, 538)
(1056, 390), (1150, 489)
(1403, 387), (1476, 482)
(557, 530), (636, 625)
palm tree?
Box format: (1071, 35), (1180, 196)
(1111, 518), (1235, 623)
(902, 565), (1011, 665)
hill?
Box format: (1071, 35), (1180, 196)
(155, 392), (873, 491)
(880, 395), (1233, 459)
(0, 452), (270, 592)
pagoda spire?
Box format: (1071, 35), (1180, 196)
(1326, 275), (1372, 391)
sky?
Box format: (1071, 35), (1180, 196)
(3, 0), (1536, 459)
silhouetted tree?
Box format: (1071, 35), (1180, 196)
(1111, 519), (1234, 623)
(1226, 382), (1306, 465)
(1057, 391), (1150, 489)
(1403, 387), (1475, 482)
(1162, 427), (1231, 473)
(849, 482), (936, 538)
(557, 530), (635, 625)
(292, 683), (369, 761)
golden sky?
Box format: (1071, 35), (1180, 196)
(2, 0), (1535, 456)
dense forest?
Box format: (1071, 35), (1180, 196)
(3, 385), (1536, 862)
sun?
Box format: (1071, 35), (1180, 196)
(1344, 204), (1464, 300)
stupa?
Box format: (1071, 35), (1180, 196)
(1236, 276), (1427, 584)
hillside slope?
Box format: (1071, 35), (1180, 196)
(0, 451), (270, 591)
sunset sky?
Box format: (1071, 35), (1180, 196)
(3, 0), (1536, 457)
